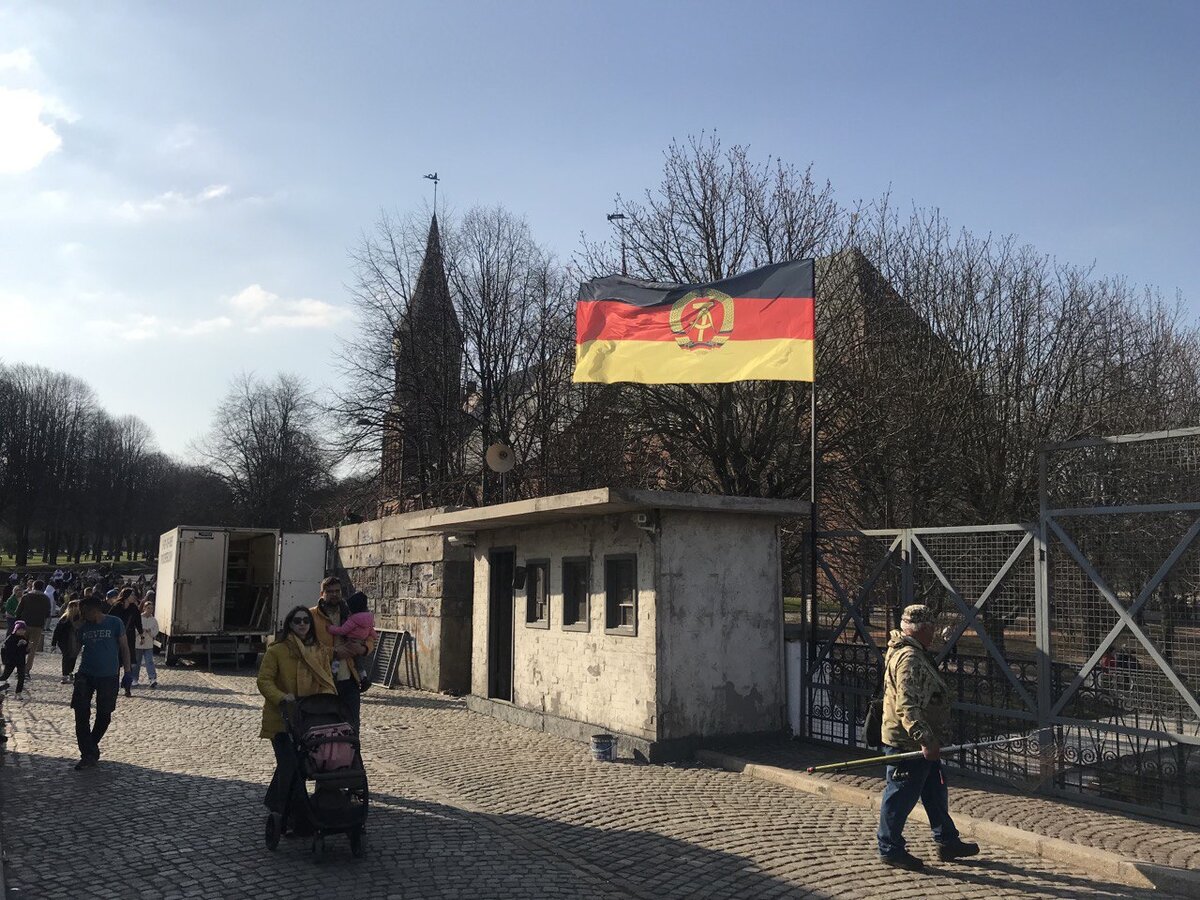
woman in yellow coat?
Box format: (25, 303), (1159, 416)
(257, 605), (336, 827)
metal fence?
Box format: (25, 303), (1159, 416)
(802, 427), (1200, 824)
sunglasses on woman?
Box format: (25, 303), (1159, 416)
(292, 616), (312, 625)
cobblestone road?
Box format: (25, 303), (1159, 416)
(0, 667), (1166, 899)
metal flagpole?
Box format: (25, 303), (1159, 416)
(804, 264), (819, 740)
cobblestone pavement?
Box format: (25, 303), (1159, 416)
(0, 666), (1170, 899)
(719, 740), (1200, 871)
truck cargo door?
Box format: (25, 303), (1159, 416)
(278, 533), (328, 630)
(174, 529), (228, 634)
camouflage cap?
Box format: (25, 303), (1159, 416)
(901, 604), (936, 625)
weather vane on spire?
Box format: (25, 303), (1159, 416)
(424, 172), (440, 210)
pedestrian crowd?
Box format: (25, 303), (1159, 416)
(0, 567), (161, 770)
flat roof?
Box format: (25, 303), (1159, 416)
(413, 488), (809, 533)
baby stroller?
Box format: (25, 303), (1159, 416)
(265, 694), (369, 860)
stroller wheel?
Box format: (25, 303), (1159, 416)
(311, 833), (325, 862)
(350, 826), (366, 858)
(264, 814), (281, 851)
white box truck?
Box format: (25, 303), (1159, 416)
(155, 526), (328, 665)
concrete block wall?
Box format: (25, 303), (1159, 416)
(472, 515), (658, 740)
(325, 512), (473, 694)
(656, 511), (784, 740)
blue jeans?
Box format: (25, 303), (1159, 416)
(134, 648), (157, 683)
(877, 745), (960, 856)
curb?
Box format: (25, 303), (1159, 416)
(697, 749), (1200, 896)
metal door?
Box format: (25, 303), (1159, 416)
(173, 529), (228, 634)
(277, 533), (328, 630)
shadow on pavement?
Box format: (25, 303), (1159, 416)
(936, 857), (1134, 897)
(361, 692), (464, 712)
(0, 754), (826, 900)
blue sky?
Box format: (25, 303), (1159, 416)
(3, 1), (1198, 456)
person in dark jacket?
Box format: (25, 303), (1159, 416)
(108, 589), (143, 696)
(52, 599), (83, 683)
(14, 581), (51, 672)
(1, 621), (30, 695)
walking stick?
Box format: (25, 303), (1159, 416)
(804, 736), (1021, 774)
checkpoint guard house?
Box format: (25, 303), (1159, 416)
(417, 488), (808, 761)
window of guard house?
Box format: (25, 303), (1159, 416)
(605, 555), (636, 634)
(561, 557), (589, 630)
(525, 560), (549, 627)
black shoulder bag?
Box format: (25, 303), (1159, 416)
(863, 661), (887, 747)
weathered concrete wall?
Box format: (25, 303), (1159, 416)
(656, 511), (784, 740)
(471, 515), (658, 740)
(325, 511), (473, 694)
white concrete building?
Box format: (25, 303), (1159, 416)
(417, 489), (808, 761)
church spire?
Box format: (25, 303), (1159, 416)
(381, 212), (464, 512)
(403, 214), (459, 334)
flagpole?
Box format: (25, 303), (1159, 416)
(804, 262), (819, 742)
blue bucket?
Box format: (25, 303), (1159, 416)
(590, 733), (616, 762)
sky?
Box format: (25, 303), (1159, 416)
(3, 1), (1198, 457)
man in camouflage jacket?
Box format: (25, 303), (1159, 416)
(876, 605), (979, 871)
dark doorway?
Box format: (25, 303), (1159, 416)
(487, 548), (515, 701)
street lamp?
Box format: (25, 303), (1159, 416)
(607, 211), (628, 276)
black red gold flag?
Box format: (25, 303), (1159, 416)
(573, 259), (814, 384)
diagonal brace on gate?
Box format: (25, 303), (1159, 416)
(934, 530), (1034, 666)
(1047, 516), (1200, 722)
(910, 534), (1038, 714)
(807, 534), (900, 674)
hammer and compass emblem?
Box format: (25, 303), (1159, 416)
(669, 289), (735, 350)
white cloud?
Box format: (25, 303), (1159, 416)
(86, 313), (162, 342)
(74, 285), (346, 344)
(0, 86), (64, 174)
(0, 49), (35, 72)
(228, 283), (275, 317)
(114, 183), (232, 221)
(172, 315), (232, 337)
(198, 184), (229, 201)
(161, 121), (200, 152)
(0, 290), (43, 344)
(227, 284), (350, 330)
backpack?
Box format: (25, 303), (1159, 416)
(304, 723), (357, 772)
(863, 692), (884, 748)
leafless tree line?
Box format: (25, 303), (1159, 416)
(0, 362), (231, 566)
(0, 363), (353, 566)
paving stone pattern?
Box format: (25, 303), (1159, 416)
(0, 667), (1169, 900)
(719, 739), (1200, 872)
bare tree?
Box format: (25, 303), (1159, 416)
(195, 372), (335, 530)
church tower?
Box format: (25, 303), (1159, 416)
(381, 215), (464, 511)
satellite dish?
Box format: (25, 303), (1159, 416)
(485, 442), (516, 474)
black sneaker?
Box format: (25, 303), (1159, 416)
(937, 840), (979, 861)
(879, 849), (925, 871)
(73, 757), (97, 771)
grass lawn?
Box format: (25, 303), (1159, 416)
(0, 555), (155, 573)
